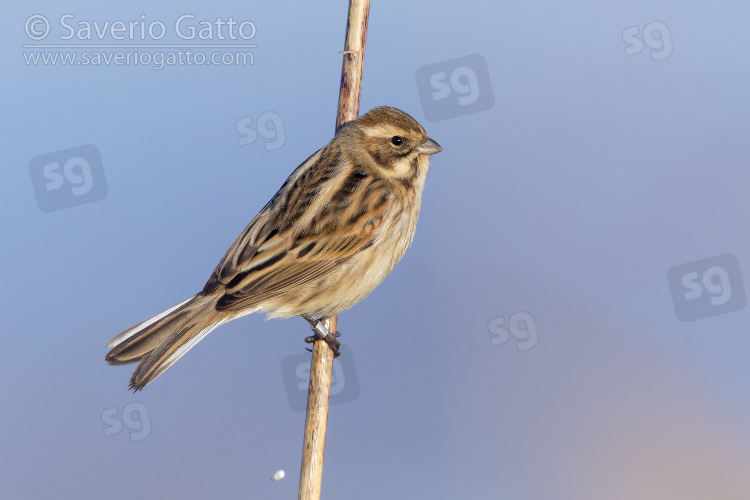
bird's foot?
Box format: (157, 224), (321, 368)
(303, 317), (341, 357)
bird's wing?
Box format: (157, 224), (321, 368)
(204, 146), (392, 311)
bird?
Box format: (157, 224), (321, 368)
(105, 106), (442, 391)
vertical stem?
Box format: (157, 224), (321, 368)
(298, 319), (335, 500)
(336, 0), (370, 130)
(298, 2), (369, 499)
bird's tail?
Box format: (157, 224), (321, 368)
(105, 294), (227, 391)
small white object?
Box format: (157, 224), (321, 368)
(271, 470), (285, 482)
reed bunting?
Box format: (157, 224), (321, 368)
(105, 106), (442, 391)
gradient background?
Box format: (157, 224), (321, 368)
(5, 1), (750, 498)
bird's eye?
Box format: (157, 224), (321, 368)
(390, 136), (404, 146)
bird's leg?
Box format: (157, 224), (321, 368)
(302, 315), (341, 357)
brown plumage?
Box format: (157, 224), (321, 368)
(105, 106), (442, 391)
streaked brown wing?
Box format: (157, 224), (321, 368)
(208, 148), (327, 285)
(214, 202), (387, 311)
(204, 144), (392, 311)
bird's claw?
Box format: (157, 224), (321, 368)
(302, 316), (342, 357)
(304, 330), (341, 357)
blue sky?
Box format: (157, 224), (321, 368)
(3, 1), (750, 498)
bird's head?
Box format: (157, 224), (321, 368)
(344, 106), (442, 183)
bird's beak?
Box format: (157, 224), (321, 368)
(416, 137), (442, 155)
